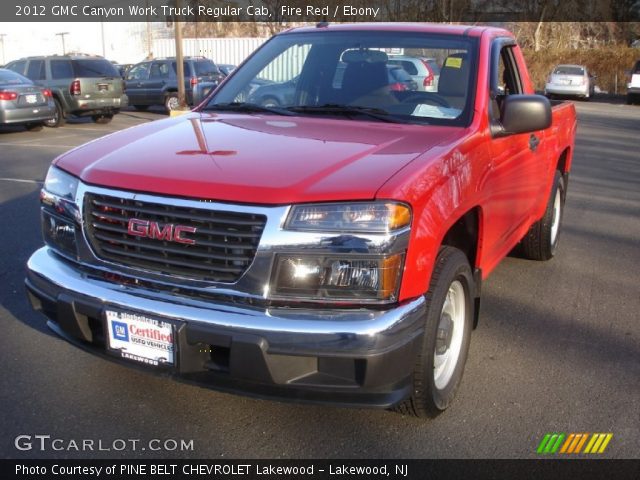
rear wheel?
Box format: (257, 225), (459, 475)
(165, 93), (180, 112)
(394, 246), (474, 418)
(44, 98), (65, 128)
(520, 171), (566, 261)
(92, 114), (113, 124)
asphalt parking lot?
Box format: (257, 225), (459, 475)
(1, 102), (638, 459)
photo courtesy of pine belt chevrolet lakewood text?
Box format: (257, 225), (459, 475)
(26, 23), (576, 418)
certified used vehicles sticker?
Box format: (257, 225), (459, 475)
(106, 311), (175, 366)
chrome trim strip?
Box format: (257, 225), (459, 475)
(28, 247), (425, 353)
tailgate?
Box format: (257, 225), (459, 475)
(80, 77), (123, 98)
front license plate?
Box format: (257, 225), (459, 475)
(106, 310), (176, 366)
(25, 94), (37, 104)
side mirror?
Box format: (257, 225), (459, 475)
(500, 95), (551, 135)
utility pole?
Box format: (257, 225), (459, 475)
(0, 34), (6, 66)
(100, 20), (106, 57)
(174, 0), (186, 109)
(55, 32), (69, 55)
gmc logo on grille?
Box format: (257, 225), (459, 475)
(127, 218), (197, 245)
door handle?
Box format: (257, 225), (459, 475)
(529, 134), (540, 152)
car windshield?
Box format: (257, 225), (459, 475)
(204, 31), (477, 125)
(0, 69), (32, 86)
(634, 61), (640, 74)
(554, 66), (585, 76)
(72, 59), (119, 78)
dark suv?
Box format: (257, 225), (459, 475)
(5, 55), (128, 127)
(125, 57), (223, 111)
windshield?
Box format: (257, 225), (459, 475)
(205, 31), (477, 125)
(72, 59), (119, 78)
(553, 66), (585, 76)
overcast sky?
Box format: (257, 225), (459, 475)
(0, 22), (149, 64)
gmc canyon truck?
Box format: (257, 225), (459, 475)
(26, 24), (576, 417)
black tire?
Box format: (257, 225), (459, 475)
(259, 96), (280, 107)
(627, 94), (635, 105)
(394, 246), (474, 418)
(165, 93), (179, 112)
(25, 122), (43, 132)
(92, 114), (113, 124)
(520, 171), (566, 261)
(133, 105), (149, 111)
(44, 98), (65, 128)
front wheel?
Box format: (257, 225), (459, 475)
(520, 171), (566, 261)
(44, 98), (65, 128)
(394, 246), (474, 418)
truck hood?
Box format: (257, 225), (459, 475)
(56, 112), (460, 204)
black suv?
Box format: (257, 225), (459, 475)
(5, 55), (128, 127)
(125, 57), (223, 111)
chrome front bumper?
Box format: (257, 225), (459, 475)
(26, 247), (426, 406)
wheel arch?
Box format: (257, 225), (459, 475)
(439, 206), (483, 328)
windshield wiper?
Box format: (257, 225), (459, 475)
(285, 104), (404, 123)
(201, 102), (294, 116)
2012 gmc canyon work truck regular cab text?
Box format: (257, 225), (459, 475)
(26, 24), (576, 417)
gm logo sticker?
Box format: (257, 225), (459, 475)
(111, 321), (129, 342)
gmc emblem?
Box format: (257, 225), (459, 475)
(127, 218), (197, 245)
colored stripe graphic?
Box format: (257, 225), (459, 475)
(537, 433), (613, 454)
(536, 433), (565, 454)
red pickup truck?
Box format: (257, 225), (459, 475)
(26, 24), (576, 418)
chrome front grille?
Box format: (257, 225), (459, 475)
(84, 193), (266, 282)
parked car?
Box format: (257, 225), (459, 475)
(0, 68), (55, 130)
(627, 60), (640, 104)
(249, 64), (417, 107)
(545, 64), (596, 100)
(388, 55), (440, 92)
(5, 55), (128, 126)
(125, 57), (223, 111)
(27, 24), (577, 418)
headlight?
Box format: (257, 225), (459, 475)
(271, 253), (404, 302)
(285, 202), (411, 233)
(43, 166), (79, 201)
(41, 166), (80, 258)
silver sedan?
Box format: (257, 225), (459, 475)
(0, 69), (56, 131)
(545, 64), (596, 100)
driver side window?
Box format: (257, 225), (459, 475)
(492, 45), (522, 120)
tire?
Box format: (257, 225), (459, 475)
(25, 122), (43, 132)
(44, 98), (65, 128)
(394, 246), (474, 418)
(165, 93), (179, 112)
(259, 96), (280, 107)
(133, 105), (149, 111)
(92, 114), (113, 124)
(520, 171), (566, 261)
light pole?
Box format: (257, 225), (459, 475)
(55, 32), (69, 55)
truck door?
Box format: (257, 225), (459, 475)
(484, 40), (547, 261)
